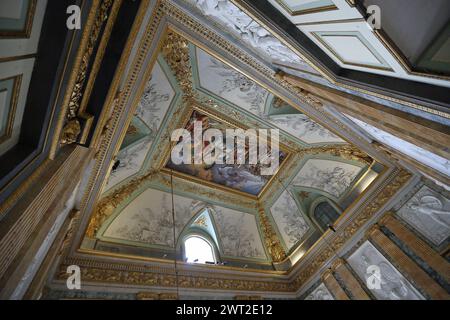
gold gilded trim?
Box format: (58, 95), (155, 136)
(291, 168), (411, 287)
(68, 1), (411, 291)
(258, 206), (287, 262)
(50, 0), (115, 154)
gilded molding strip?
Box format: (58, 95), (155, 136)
(322, 270), (349, 300)
(0, 146), (90, 281)
(85, 170), (157, 238)
(76, 0), (162, 242)
(56, 263), (294, 293)
(258, 206), (287, 263)
(274, 0), (337, 16)
(50, 0), (114, 153)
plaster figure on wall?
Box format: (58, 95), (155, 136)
(192, 0), (303, 64)
(405, 195), (450, 231)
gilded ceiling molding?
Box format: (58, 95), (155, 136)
(296, 145), (373, 166)
(257, 206), (287, 263)
(76, 1), (162, 241)
(291, 169), (412, 287)
(136, 292), (178, 300)
(52, 0), (119, 152)
(56, 263), (294, 292)
(161, 30), (195, 98)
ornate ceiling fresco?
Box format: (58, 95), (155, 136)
(80, 27), (385, 272)
(48, 0), (428, 298)
(2, 0), (448, 301)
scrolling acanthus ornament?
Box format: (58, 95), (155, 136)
(61, 0), (113, 146)
(297, 144), (373, 166)
(161, 31), (195, 98)
(258, 206), (287, 263)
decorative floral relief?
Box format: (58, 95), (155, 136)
(269, 114), (345, 144)
(212, 205), (266, 259)
(292, 159), (362, 198)
(187, 0), (304, 64)
(347, 241), (424, 300)
(104, 138), (153, 191)
(270, 190), (310, 250)
(136, 62), (174, 133)
(197, 48), (268, 116)
(305, 283), (334, 300)
(397, 186), (450, 246)
(103, 189), (196, 247)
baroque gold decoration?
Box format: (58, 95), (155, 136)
(60, 119), (81, 145)
(161, 31), (195, 98)
(136, 292), (178, 300)
(57, 263), (293, 292)
(258, 207), (287, 263)
(297, 144), (373, 166)
(61, 0), (114, 146)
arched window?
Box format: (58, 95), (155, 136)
(184, 236), (216, 264)
(313, 201), (341, 232)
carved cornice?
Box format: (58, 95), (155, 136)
(60, 0), (116, 147)
(297, 144), (373, 166)
(161, 30), (195, 98)
(56, 263), (294, 292)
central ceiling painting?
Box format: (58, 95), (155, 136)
(165, 109), (288, 196)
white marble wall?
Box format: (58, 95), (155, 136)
(347, 241), (424, 300)
(305, 283), (334, 300)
